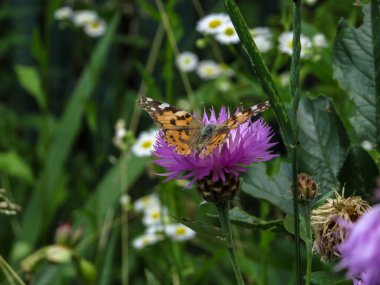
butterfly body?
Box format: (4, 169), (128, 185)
(137, 96), (270, 158)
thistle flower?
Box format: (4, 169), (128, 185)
(311, 192), (370, 262)
(337, 205), (380, 285)
(153, 107), (276, 202)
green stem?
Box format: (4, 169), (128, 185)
(300, 204), (312, 285)
(216, 202), (245, 285)
(223, 0), (293, 147)
(290, 1), (302, 284)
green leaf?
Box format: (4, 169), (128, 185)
(229, 207), (284, 232)
(298, 97), (350, 194)
(333, 3), (380, 146)
(175, 218), (228, 248)
(0, 151), (34, 184)
(241, 162), (293, 215)
(338, 146), (378, 198)
(14, 65), (46, 110)
(310, 271), (349, 285)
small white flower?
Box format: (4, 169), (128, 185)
(120, 194), (131, 207)
(73, 10), (98, 27)
(131, 129), (157, 157)
(176, 52), (198, 72)
(305, 0), (317, 4)
(215, 23), (240, 45)
(134, 194), (160, 213)
(280, 72), (290, 87)
(165, 224), (196, 241)
(250, 27), (273, 53)
(361, 140), (373, 151)
(196, 13), (231, 35)
(196, 60), (222, 80)
(313, 33), (328, 48)
(278, 32), (312, 58)
(132, 233), (164, 249)
(84, 19), (107, 37)
(219, 63), (234, 77)
(142, 206), (168, 226)
(217, 79), (232, 92)
(54, 7), (73, 20)
(146, 224), (164, 234)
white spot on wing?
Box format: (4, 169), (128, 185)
(158, 103), (170, 109)
(150, 107), (156, 111)
(251, 105), (258, 111)
(146, 98), (153, 102)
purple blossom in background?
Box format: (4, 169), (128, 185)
(337, 205), (380, 285)
(153, 106), (276, 186)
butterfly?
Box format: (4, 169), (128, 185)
(137, 96), (270, 158)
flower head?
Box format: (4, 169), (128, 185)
(132, 232), (164, 249)
(311, 192), (370, 262)
(176, 52), (199, 72)
(165, 224), (196, 241)
(132, 129), (158, 157)
(250, 27), (273, 53)
(54, 7), (73, 21)
(278, 32), (312, 58)
(142, 206), (168, 226)
(196, 60), (222, 80)
(73, 10), (98, 27)
(196, 13), (231, 35)
(215, 23), (240, 45)
(337, 205), (380, 284)
(84, 19), (107, 37)
(153, 107), (276, 199)
(313, 33), (328, 48)
(134, 193), (160, 213)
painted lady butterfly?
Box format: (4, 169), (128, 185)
(138, 96), (270, 158)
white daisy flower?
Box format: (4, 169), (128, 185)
(131, 129), (158, 157)
(196, 60), (222, 80)
(250, 27), (273, 53)
(73, 10), (98, 27)
(142, 206), (168, 226)
(119, 194), (131, 211)
(305, 0), (317, 4)
(313, 33), (328, 48)
(196, 13), (231, 35)
(215, 23), (240, 45)
(165, 224), (196, 241)
(134, 194), (160, 213)
(361, 140), (373, 151)
(54, 7), (73, 21)
(132, 233), (164, 249)
(176, 52), (199, 72)
(278, 32), (312, 58)
(145, 224), (164, 234)
(84, 19), (107, 37)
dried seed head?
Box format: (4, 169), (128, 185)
(311, 191), (370, 262)
(196, 173), (240, 203)
(297, 173), (318, 202)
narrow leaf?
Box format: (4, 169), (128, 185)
(0, 151), (34, 184)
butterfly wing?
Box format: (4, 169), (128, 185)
(138, 96), (203, 155)
(199, 101), (270, 158)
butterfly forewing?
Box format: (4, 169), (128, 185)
(138, 96), (204, 155)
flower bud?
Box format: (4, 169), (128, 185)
(196, 173), (240, 203)
(55, 223), (72, 245)
(297, 173), (318, 202)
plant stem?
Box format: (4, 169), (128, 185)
(290, 0), (302, 284)
(300, 203), (312, 285)
(216, 202), (245, 285)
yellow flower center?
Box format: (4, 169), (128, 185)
(204, 67), (215, 76)
(151, 211), (160, 220)
(183, 58), (191, 64)
(141, 141), (152, 149)
(209, 19), (222, 28)
(287, 40), (293, 49)
(91, 21), (100, 29)
(224, 27), (235, 36)
(175, 227), (186, 235)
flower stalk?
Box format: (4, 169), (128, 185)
(216, 202), (245, 285)
(300, 203), (312, 285)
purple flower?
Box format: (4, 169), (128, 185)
(153, 106), (276, 186)
(337, 205), (380, 285)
